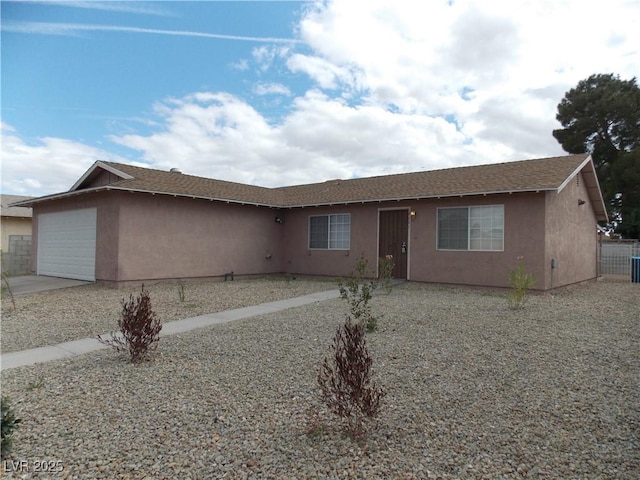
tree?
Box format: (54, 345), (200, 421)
(610, 149), (640, 238)
(552, 73), (640, 238)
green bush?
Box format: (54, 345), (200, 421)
(507, 256), (536, 310)
(177, 283), (186, 303)
(1, 396), (22, 459)
(378, 254), (394, 293)
(337, 255), (379, 332)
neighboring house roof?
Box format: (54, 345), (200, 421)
(11, 154), (608, 221)
(1, 195), (34, 218)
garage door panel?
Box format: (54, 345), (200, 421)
(38, 209), (96, 281)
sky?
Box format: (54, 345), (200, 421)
(1, 0), (639, 197)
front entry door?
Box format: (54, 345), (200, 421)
(378, 209), (409, 280)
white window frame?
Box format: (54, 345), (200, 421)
(437, 205), (504, 251)
(308, 213), (351, 250)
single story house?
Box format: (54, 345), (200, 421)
(13, 153), (607, 290)
(1, 194), (34, 275)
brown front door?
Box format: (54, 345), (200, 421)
(378, 209), (409, 279)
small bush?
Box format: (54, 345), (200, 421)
(177, 283), (186, 303)
(317, 317), (385, 435)
(337, 255), (379, 332)
(1, 396), (22, 459)
(98, 285), (162, 363)
(378, 254), (394, 293)
(25, 377), (45, 391)
(1, 272), (16, 310)
(507, 256), (536, 310)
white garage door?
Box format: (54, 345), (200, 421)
(37, 208), (97, 281)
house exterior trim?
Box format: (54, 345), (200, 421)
(70, 161), (134, 191)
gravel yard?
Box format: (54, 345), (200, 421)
(0, 277), (335, 353)
(1, 278), (638, 479)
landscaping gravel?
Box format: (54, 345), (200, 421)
(1, 278), (638, 479)
(0, 277), (335, 353)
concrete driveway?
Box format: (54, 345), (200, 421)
(3, 275), (92, 295)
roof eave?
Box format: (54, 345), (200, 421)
(11, 186), (279, 209)
(1, 213), (32, 218)
(8, 187), (111, 207)
(16, 185), (555, 209)
(557, 155), (608, 222)
(282, 187), (556, 208)
(109, 187), (278, 208)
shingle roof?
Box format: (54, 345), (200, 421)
(1, 195), (34, 218)
(277, 154), (592, 206)
(99, 162), (280, 207)
(10, 153), (607, 221)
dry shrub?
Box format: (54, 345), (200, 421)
(98, 285), (162, 363)
(317, 316), (385, 434)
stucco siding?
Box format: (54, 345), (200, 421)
(1, 217), (32, 253)
(407, 193), (546, 289)
(115, 195), (283, 282)
(279, 194), (548, 289)
(26, 166), (601, 290)
(544, 171), (598, 289)
(281, 204), (379, 278)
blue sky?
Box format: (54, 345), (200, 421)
(2, 2), (310, 162)
(2, 0), (639, 196)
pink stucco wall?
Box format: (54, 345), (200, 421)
(115, 193), (284, 282)
(30, 173), (599, 289)
(31, 192), (284, 283)
(406, 193), (547, 289)
(278, 185), (595, 291)
(280, 204), (379, 278)
(543, 171), (599, 289)
(280, 193), (548, 289)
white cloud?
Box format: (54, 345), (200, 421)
(300, 1), (637, 102)
(253, 83), (292, 96)
(286, 53), (363, 92)
(252, 45), (292, 71)
(230, 59), (250, 71)
(2, 0), (638, 196)
(0, 123), (126, 195)
(105, 89), (496, 188)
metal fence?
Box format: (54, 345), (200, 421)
(600, 241), (640, 279)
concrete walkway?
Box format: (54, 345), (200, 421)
(4, 275), (92, 295)
(1, 289), (340, 371)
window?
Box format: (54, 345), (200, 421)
(437, 205), (503, 251)
(309, 214), (350, 249)
(437, 208), (469, 250)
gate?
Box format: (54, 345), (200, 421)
(600, 241), (640, 280)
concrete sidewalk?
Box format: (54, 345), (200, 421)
(4, 275), (92, 295)
(1, 289), (340, 371)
